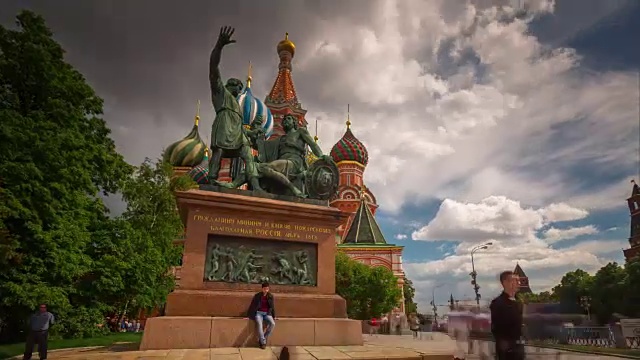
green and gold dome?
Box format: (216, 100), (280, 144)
(163, 101), (208, 168)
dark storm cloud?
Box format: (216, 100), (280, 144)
(0, 0), (375, 163)
(0, 0), (629, 165)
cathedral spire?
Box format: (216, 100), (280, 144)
(266, 32), (300, 105)
(265, 32), (307, 138)
(246, 61), (253, 89)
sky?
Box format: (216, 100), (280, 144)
(1, 0), (639, 314)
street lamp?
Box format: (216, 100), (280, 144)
(430, 283), (445, 325)
(470, 242), (493, 307)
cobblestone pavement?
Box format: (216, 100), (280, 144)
(8, 334), (632, 359)
(364, 334), (630, 360)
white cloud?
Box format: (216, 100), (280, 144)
(411, 196), (590, 245)
(540, 203), (589, 223)
(394, 234), (408, 240)
(543, 225), (598, 243)
(562, 239), (629, 256)
(297, 0), (636, 214)
(406, 195), (617, 311)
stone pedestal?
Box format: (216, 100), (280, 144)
(141, 317), (363, 349)
(141, 189), (362, 349)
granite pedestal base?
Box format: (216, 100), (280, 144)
(139, 317), (363, 350)
(165, 290), (347, 318)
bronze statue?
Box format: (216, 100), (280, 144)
(207, 26), (262, 191)
(217, 114), (333, 197)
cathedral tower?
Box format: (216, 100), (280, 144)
(514, 263), (532, 295)
(329, 107), (378, 237)
(265, 33), (308, 138)
(624, 180), (640, 261)
(329, 108), (406, 314)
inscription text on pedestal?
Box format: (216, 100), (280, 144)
(193, 214), (333, 241)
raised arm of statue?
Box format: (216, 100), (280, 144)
(209, 26), (236, 103)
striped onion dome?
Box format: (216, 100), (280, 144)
(187, 148), (209, 185)
(162, 105), (207, 167)
(237, 82), (274, 138)
(330, 127), (369, 167)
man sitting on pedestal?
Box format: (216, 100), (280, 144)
(247, 282), (276, 349)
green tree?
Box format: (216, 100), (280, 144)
(0, 10), (131, 342)
(517, 290), (558, 304)
(403, 278), (418, 314)
(551, 269), (593, 314)
(589, 262), (626, 323)
(335, 252), (402, 320)
(85, 161), (188, 321)
(623, 259), (640, 317)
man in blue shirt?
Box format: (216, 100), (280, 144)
(23, 303), (54, 360)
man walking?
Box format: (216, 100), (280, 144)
(23, 303), (54, 360)
(490, 271), (525, 360)
(247, 282), (276, 349)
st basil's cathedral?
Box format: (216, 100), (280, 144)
(162, 33), (407, 313)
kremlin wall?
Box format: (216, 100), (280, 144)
(162, 33), (406, 314)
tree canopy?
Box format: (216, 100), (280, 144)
(0, 10), (185, 342)
(519, 260), (640, 324)
(403, 278), (418, 315)
(335, 252), (402, 320)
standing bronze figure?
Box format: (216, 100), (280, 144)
(207, 26), (262, 191)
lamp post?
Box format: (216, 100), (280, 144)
(430, 283), (444, 326)
(470, 242), (493, 307)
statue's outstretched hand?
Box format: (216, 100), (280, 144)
(216, 26), (236, 47)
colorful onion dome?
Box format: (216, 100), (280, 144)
(330, 108), (369, 167)
(187, 148), (210, 185)
(277, 32), (296, 56)
(237, 63), (274, 139)
(163, 101), (208, 167)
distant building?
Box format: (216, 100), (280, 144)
(623, 181), (640, 262)
(514, 263), (532, 295)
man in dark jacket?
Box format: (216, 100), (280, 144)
(23, 303), (54, 360)
(247, 282), (276, 349)
(490, 271), (524, 360)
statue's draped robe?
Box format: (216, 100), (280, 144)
(211, 77), (244, 150)
(256, 135), (308, 195)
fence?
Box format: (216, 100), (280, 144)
(563, 326), (616, 347)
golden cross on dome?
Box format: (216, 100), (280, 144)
(247, 61), (253, 88)
(346, 104), (351, 129)
(314, 119), (318, 143)
(194, 100), (201, 126)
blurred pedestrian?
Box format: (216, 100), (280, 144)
(409, 313), (421, 339)
(490, 270), (525, 360)
(23, 303), (54, 360)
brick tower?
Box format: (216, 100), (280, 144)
(513, 263), (532, 295)
(328, 107), (378, 237)
(265, 33), (308, 138)
(624, 180), (640, 261)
